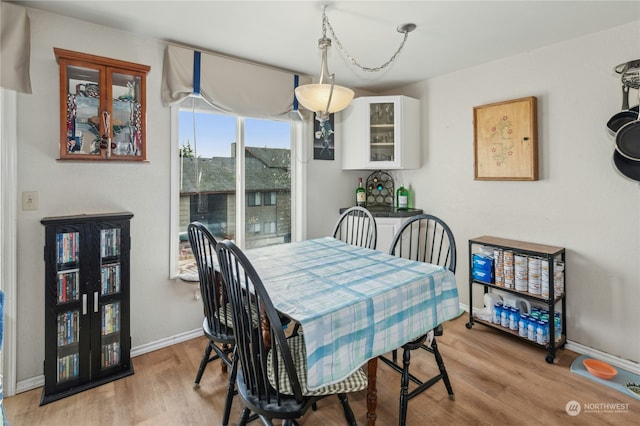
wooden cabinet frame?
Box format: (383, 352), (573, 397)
(54, 48), (150, 161)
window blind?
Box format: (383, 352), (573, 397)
(0, 3), (32, 94)
(161, 44), (309, 120)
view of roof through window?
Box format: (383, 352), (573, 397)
(178, 110), (292, 267)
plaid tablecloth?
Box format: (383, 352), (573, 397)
(245, 237), (460, 390)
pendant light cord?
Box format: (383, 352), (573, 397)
(321, 6), (414, 73)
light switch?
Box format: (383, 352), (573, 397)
(22, 191), (38, 210)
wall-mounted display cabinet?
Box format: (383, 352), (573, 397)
(54, 48), (150, 161)
(41, 212), (134, 404)
(341, 95), (420, 170)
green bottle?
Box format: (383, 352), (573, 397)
(396, 185), (408, 210)
(356, 178), (366, 207)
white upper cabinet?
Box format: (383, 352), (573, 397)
(341, 95), (420, 170)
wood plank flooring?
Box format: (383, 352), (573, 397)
(4, 315), (640, 425)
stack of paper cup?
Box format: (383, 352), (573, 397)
(514, 254), (528, 291)
(528, 257), (541, 295)
(494, 249), (504, 287)
(554, 260), (565, 296)
(503, 251), (514, 289)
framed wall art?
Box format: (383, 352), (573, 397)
(473, 96), (538, 180)
(313, 113), (335, 160)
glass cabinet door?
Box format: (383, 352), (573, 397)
(62, 63), (103, 157)
(369, 102), (397, 163)
(54, 231), (83, 384)
(342, 95), (420, 170)
(99, 228), (123, 370)
(110, 71), (144, 158)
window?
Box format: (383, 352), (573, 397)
(264, 191), (276, 206)
(172, 99), (297, 273)
(247, 192), (262, 207)
(248, 222), (261, 234)
(264, 221), (277, 234)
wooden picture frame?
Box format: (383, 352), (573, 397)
(473, 96), (538, 180)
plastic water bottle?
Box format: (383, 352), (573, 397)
(509, 307), (519, 331)
(527, 317), (537, 341)
(501, 305), (510, 328)
(554, 313), (562, 342)
(519, 313), (529, 337)
(536, 320), (547, 345)
(493, 302), (503, 325)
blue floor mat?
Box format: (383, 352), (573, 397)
(570, 354), (640, 400)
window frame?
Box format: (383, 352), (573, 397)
(263, 191), (276, 206)
(247, 192), (262, 207)
(169, 105), (307, 278)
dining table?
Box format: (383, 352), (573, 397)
(243, 236), (461, 426)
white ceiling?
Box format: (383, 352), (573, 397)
(10, 0), (640, 92)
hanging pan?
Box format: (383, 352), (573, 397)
(613, 150), (640, 182)
(615, 89), (640, 161)
(607, 85), (639, 135)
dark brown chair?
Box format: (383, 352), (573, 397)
(215, 239), (368, 426)
(378, 214), (456, 426)
(332, 206), (377, 250)
(187, 222), (236, 426)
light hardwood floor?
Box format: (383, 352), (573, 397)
(4, 315), (639, 425)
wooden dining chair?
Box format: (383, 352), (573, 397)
(332, 206), (377, 250)
(187, 222), (237, 426)
(378, 214), (456, 426)
(215, 239), (368, 426)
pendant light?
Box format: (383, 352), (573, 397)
(294, 5), (416, 123)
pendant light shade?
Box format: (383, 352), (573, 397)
(294, 83), (354, 116)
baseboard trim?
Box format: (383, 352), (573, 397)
(15, 328), (203, 394)
(564, 341), (640, 375)
(459, 303), (639, 375)
(16, 375), (43, 394)
(130, 328), (202, 358)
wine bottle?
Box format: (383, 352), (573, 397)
(396, 185), (408, 210)
(356, 178), (366, 207)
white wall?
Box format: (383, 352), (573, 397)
(12, 7), (640, 386)
(14, 8), (203, 383)
(382, 22), (640, 362)
(313, 22), (640, 363)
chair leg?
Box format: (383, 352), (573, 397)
(222, 347), (239, 426)
(399, 348), (411, 426)
(291, 322), (301, 336)
(239, 407), (251, 426)
(431, 338), (455, 400)
(221, 343), (230, 373)
(337, 393), (357, 426)
(194, 342), (214, 386)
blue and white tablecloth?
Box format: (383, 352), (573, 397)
(245, 237), (460, 390)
